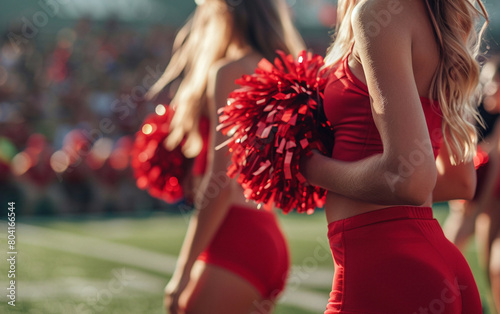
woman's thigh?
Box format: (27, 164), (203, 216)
(179, 261), (268, 314)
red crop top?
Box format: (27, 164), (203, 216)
(323, 53), (443, 162)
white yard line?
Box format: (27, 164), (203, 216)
(1, 270), (165, 301)
(17, 223), (178, 274)
(1, 273), (327, 314)
(15, 223), (330, 312)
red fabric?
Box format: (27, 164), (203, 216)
(323, 53), (443, 162)
(197, 205), (289, 300)
(325, 206), (482, 314)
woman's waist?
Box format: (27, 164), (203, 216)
(325, 192), (433, 224)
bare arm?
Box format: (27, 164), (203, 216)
(433, 119), (500, 202)
(165, 62), (241, 307)
(172, 63), (240, 275)
(433, 140), (477, 202)
(302, 1), (437, 205)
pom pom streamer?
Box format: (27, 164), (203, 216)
(132, 105), (190, 204)
(217, 50), (334, 214)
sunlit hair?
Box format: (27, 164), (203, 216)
(324, 0), (488, 164)
(146, 0), (304, 158)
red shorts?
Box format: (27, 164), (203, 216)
(198, 205), (289, 300)
(325, 206), (481, 314)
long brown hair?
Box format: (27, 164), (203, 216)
(324, 0), (488, 164)
(146, 0), (305, 158)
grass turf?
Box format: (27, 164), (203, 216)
(0, 203), (494, 314)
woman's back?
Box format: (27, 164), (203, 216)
(208, 51), (269, 207)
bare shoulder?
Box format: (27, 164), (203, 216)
(210, 54), (261, 85)
(352, 0), (427, 39)
(208, 53), (262, 108)
(209, 59), (238, 89)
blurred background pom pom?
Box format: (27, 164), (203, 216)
(86, 136), (133, 186)
(131, 104), (191, 204)
(12, 133), (56, 187)
(50, 129), (91, 183)
(217, 50), (334, 214)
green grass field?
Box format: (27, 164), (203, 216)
(0, 204), (495, 314)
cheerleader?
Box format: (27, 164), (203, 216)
(300, 0), (487, 312)
(145, 1), (304, 313)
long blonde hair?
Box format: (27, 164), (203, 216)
(324, 0), (488, 164)
(147, 0), (304, 158)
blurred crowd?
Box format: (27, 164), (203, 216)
(0, 17), (180, 215)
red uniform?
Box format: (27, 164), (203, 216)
(321, 53), (482, 313)
(197, 205), (289, 300)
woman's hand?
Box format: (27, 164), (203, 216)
(164, 273), (190, 314)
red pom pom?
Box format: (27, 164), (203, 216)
(131, 105), (191, 204)
(473, 145), (489, 169)
(217, 51), (333, 214)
